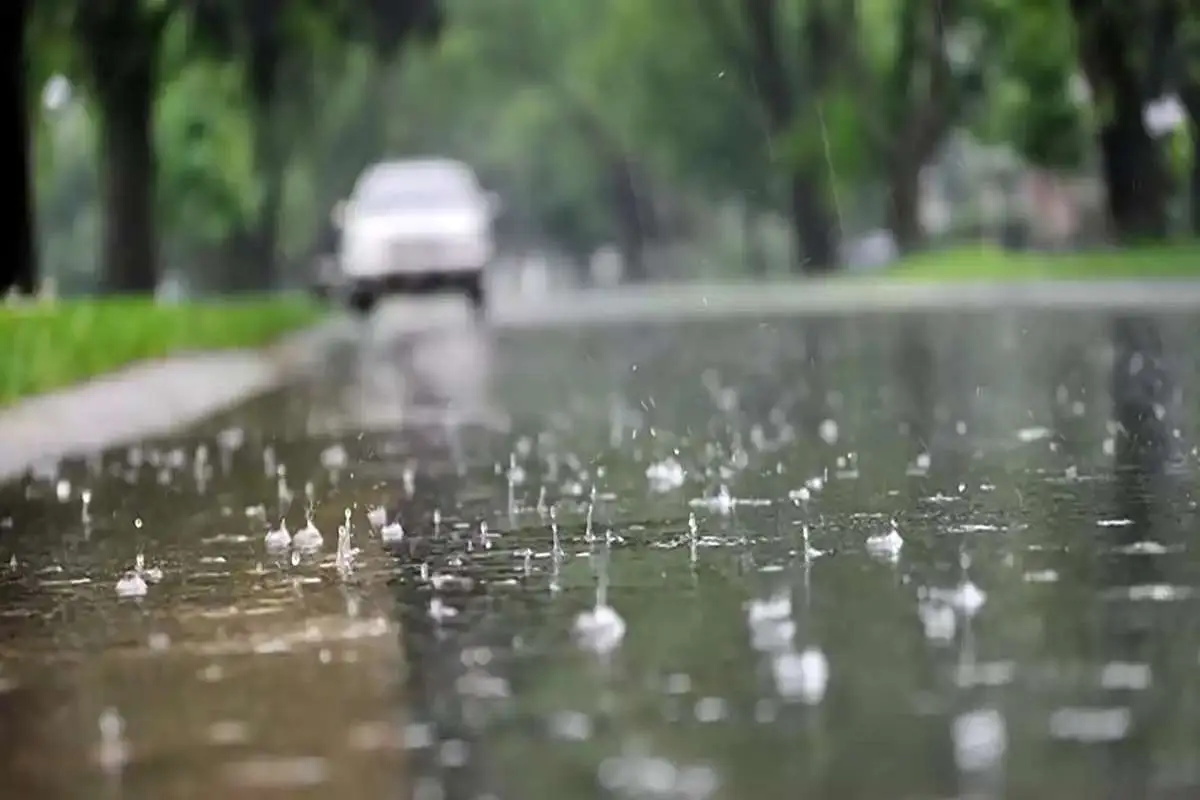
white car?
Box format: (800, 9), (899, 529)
(335, 158), (499, 315)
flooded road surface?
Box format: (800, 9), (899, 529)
(5, 300), (1200, 799)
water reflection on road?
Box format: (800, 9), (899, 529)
(4, 304), (1200, 798)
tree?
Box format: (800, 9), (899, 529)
(185, 0), (296, 290)
(593, 0), (963, 264)
(697, 0), (842, 272)
(585, 0), (781, 273)
(1068, 0), (1173, 241)
(1162, 3), (1200, 233)
(977, 0), (1089, 172)
(155, 57), (261, 276)
(6, 0), (37, 296)
(840, 0), (984, 252)
(31, 0), (444, 296)
(423, 0), (661, 279)
(68, 0), (181, 292)
(186, 0), (442, 290)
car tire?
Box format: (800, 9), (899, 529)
(464, 275), (486, 318)
(348, 289), (377, 316)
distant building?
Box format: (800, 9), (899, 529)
(919, 130), (1104, 249)
(1022, 170), (1078, 248)
(589, 246), (623, 286)
(842, 230), (898, 271)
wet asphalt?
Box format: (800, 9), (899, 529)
(3, 293), (1200, 799)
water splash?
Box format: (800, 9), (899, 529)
(690, 484), (735, 514)
(134, 551), (163, 583)
(573, 603), (626, 655)
(865, 518), (904, 561)
(380, 517), (405, 544)
(292, 483), (323, 551)
(264, 518), (291, 551)
(574, 518), (626, 653)
(550, 507), (564, 559)
(507, 452), (525, 519)
(115, 570), (147, 598)
(429, 596), (458, 622)
(293, 518), (323, 552)
(800, 524), (824, 561)
(584, 485), (597, 543)
(772, 647), (829, 705)
(688, 512), (699, 564)
(366, 505), (387, 528)
(951, 551), (987, 616)
(115, 551), (157, 598)
(335, 524), (354, 574)
(276, 473), (293, 513)
(549, 509), (563, 595)
(95, 707), (130, 773)
(646, 455), (686, 492)
(320, 443), (348, 471)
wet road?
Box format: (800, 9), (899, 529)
(4, 295), (1200, 799)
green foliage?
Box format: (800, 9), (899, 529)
(28, 0), (1200, 290)
(33, 65), (262, 286)
(975, 0), (1089, 170)
(156, 63), (261, 240)
(370, 0), (638, 254)
(891, 243), (1200, 280)
(585, 0), (776, 204)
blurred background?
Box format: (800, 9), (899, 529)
(11, 0), (1199, 300)
(11, 5), (1200, 798)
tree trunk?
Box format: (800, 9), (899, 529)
(742, 203), (767, 278)
(887, 162), (923, 254)
(1190, 137), (1200, 236)
(222, 121), (284, 293)
(788, 170), (837, 273)
(738, 0), (838, 275)
(5, 0), (35, 296)
(1070, 2), (1168, 243)
(1181, 91), (1200, 235)
(251, 142), (285, 289)
(607, 153), (649, 282)
(1096, 108), (1168, 242)
(97, 78), (158, 293)
(87, 21), (160, 294)
(239, 34), (285, 292)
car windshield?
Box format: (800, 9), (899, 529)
(354, 166), (477, 214)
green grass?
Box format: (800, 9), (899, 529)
(0, 295), (325, 406)
(890, 243), (1200, 281)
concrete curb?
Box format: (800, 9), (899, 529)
(0, 321), (336, 483)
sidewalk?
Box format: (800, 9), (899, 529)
(0, 323), (331, 482)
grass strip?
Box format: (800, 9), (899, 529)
(0, 295), (324, 406)
(889, 244), (1200, 280)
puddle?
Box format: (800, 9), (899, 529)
(2, 310), (1199, 798)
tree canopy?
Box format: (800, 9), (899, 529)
(7, 0), (1200, 296)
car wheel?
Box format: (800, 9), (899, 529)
(348, 289), (377, 316)
(464, 275), (486, 317)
